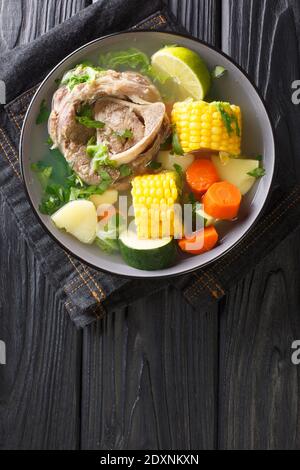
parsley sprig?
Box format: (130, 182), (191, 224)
(36, 100), (50, 125)
(247, 167), (266, 178)
(31, 148), (115, 215)
(99, 48), (168, 84)
(146, 161), (162, 171)
(76, 104), (105, 129)
(86, 143), (117, 173)
(61, 64), (103, 90)
(216, 102), (240, 137)
(113, 129), (133, 140)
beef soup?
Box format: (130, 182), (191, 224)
(23, 32), (274, 275)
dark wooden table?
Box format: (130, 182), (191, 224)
(0, 0), (300, 450)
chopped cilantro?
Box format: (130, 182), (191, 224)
(247, 167), (266, 178)
(119, 164), (133, 177)
(31, 162), (52, 188)
(63, 74), (90, 91)
(87, 135), (97, 146)
(187, 193), (207, 229)
(61, 64), (103, 91)
(96, 237), (119, 254)
(172, 127), (184, 156)
(46, 136), (53, 146)
(114, 129), (133, 139)
(99, 47), (167, 84)
(86, 144), (117, 172)
(36, 100), (50, 125)
(69, 180), (112, 201)
(146, 161), (162, 170)
(99, 48), (150, 74)
(160, 134), (173, 150)
(39, 183), (70, 215)
(173, 163), (183, 177)
(76, 104), (105, 129)
(76, 116), (105, 129)
(32, 146), (116, 215)
(216, 102), (240, 137)
(77, 103), (93, 119)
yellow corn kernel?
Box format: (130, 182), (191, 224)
(172, 100), (242, 155)
(131, 172), (180, 239)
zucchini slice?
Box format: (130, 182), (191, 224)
(119, 230), (176, 271)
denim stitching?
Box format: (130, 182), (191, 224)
(187, 189), (300, 300)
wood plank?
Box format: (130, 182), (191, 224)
(81, 289), (219, 450)
(0, 0), (90, 52)
(167, 0), (221, 43)
(219, 0), (300, 449)
(222, 0), (300, 182)
(219, 229), (300, 449)
(81, 0), (221, 451)
(0, 193), (81, 449)
(0, 0), (90, 449)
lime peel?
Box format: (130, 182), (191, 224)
(151, 46), (211, 101)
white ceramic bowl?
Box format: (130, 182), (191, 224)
(20, 31), (275, 278)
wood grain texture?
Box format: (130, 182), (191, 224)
(0, 0), (89, 450)
(222, 0), (300, 184)
(219, 229), (300, 450)
(219, 0), (300, 449)
(81, 0), (221, 451)
(1, 0), (300, 451)
(81, 289), (218, 450)
(0, 0), (89, 52)
(0, 193), (81, 449)
(167, 0), (221, 43)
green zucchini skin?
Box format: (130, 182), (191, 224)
(118, 236), (177, 271)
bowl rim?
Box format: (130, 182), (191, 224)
(20, 30), (276, 280)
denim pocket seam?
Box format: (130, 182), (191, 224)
(132, 13), (167, 30)
(0, 127), (21, 178)
(4, 90), (108, 307)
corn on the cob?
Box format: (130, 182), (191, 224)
(172, 100), (242, 155)
(132, 172), (181, 239)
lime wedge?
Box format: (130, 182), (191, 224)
(151, 46), (211, 100)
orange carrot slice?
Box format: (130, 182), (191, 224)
(178, 226), (219, 255)
(203, 181), (242, 220)
(186, 159), (219, 195)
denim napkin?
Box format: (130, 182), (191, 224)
(0, 0), (299, 328)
